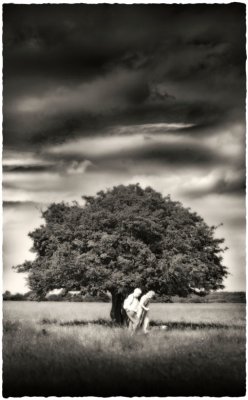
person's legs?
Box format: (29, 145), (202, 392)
(143, 316), (150, 334)
(121, 309), (129, 327)
(126, 311), (137, 331)
(133, 316), (141, 333)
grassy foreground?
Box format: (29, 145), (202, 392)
(3, 315), (245, 397)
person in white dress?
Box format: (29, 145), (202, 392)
(123, 288), (142, 331)
(135, 290), (155, 334)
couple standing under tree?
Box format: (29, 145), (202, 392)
(123, 288), (155, 334)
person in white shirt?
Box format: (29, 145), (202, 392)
(134, 290), (155, 334)
(123, 288), (142, 331)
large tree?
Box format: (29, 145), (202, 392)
(14, 184), (228, 323)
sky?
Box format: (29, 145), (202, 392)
(3, 3), (246, 293)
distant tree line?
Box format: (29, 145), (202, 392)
(2, 290), (171, 303)
(2, 290), (110, 302)
(3, 291), (36, 301)
(172, 291), (246, 303)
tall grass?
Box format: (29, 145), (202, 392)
(3, 316), (245, 397)
(3, 301), (245, 325)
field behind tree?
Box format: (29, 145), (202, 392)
(3, 302), (246, 397)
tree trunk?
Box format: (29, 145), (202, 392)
(110, 292), (125, 325)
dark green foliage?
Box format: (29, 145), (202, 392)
(3, 291), (11, 300)
(14, 184), (228, 305)
(3, 291), (29, 301)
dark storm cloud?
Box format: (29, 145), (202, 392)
(3, 95), (229, 149)
(183, 170), (246, 198)
(3, 201), (42, 208)
(125, 143), (225, 166)
(3, 164), (54, 173)
(3, 3), (245, 150)
(41, 138), (226, 170)
(213, 175), (246, 195)
(4, 4), (245, 79)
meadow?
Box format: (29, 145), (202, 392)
(3, 301), (246, 397)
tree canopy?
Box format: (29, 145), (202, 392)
(14, 184), (228, 322)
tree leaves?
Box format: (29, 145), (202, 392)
(14, 184), (228, 298)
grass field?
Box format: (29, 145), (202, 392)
(3, 301), (246, 397)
